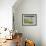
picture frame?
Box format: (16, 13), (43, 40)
(22, 14), (37, 26)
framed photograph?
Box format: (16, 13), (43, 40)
(22, 14), (37, 26)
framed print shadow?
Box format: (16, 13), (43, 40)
(22, 14), (37, 26)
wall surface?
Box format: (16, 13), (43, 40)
(0, 0), (16, 29)
(13, 0), (41, 46)
(41, 0), (46, 46)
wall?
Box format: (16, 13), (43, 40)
(0, 0), (16, 30)
(13, 0), (41, 46)
(41, 0), (46, 46)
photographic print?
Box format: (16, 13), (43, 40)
(22, 14), (37, 26)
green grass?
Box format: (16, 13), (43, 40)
(24, 19), (33, 24)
